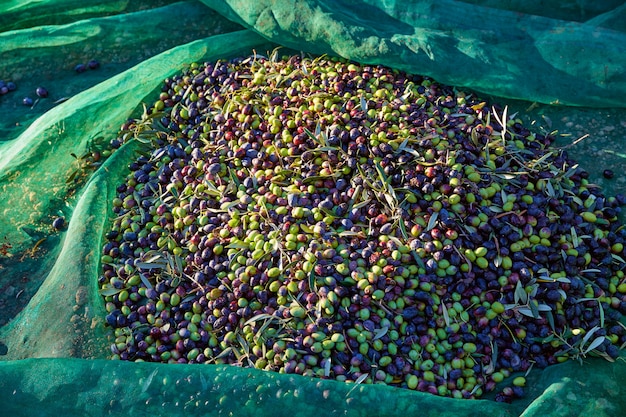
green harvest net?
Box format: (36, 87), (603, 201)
(1, 1), (626, 416)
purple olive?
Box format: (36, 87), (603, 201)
(52, 217), (65, 230)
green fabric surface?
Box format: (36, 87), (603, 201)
(1, 1), (626, 416)
(201, 0), (626, 108)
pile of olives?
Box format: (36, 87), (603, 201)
(99, 53), (626, 401)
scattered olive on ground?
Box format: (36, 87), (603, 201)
(52, 216), (65, 230)
(0, 80), (16, 96)
(35, 87), (48, 98)
(75, 59), (100, 73)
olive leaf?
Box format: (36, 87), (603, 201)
(514, 280), (527, 305)
(441, 302), (450, 327)
(373, 326), (389, 341)
(426, 212), (439, 232)
(141, 369), (158, 394)
(324, 358), (332, 377)
(99, 287), (124, 296)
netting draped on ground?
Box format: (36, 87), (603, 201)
(1, 2), (626, 416)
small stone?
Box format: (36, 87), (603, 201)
(603, 169), (614, 179)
